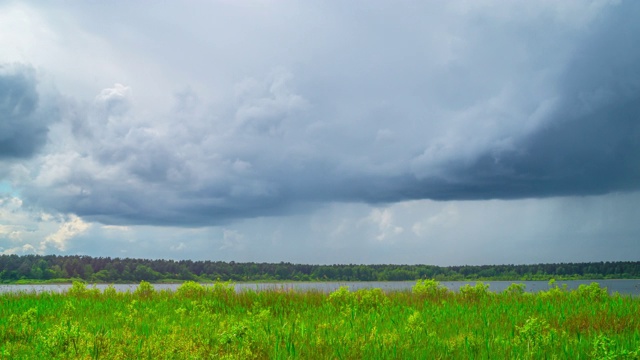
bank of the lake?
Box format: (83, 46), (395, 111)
(1, 280), (639, 359)
(4, 254), (640, 285)
(2, 279), (640, 296)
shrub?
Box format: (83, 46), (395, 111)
(67, 281), (99, 297)
(412, 279), (448, 298)
(354, 288), (389, 310)
(576, 282), (608, 301)
(211, 281), (235, 299)
(176, 281), (206, 298)
(67, 281), (87, 297)
(503, 283), (526, 296)
(459, 282), (491, 301)
(540, 279), (568, 300)
(103, 284), (118, 297)
(328, 286), (353, 307)
(134, 281), (155, 298)
(516, 317), (554, 351)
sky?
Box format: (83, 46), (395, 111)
(1, 0), (639, 265)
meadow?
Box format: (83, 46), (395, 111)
(1, 280), (639, 359)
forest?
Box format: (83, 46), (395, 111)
(1, 254), (639, 283)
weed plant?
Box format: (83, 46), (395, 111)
(1, 280), (639, 359)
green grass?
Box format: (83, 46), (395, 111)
(1, 280), (639, 359)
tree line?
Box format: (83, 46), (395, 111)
(1, 254), (640, 283)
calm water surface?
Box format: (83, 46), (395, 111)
(1, 280), (640, 295)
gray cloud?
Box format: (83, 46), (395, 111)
(0, 64), (54, 160)
(11, 1), (640, 227)
(411, 2), (640, 200)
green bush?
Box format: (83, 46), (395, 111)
(516, 316), (555, 352)
(133, 281), (155, 298)
(176, 280), (206, 298)
(503, 283), (526, 296)
(412, 279), (448, 298)
(576, 282), (608, 301)
(459, 282), (491, 301)
(103, 284), (118, 297)
(67, 281), (100, 297)
(328, 286), (352, 307)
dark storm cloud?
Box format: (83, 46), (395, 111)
(13, 1), (640, 227)
(440, 97), (640, 199)
(315, 2), (640, 203)
(407, 2), (640, 200)
(0, 64), (53, 159)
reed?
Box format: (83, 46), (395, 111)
(0, 280), (638, 359)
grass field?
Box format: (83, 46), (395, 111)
(1, 280), (639, 359)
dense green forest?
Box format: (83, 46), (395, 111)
(1, 254), (639, 283)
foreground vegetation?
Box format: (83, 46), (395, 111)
(3, 254), (640, 283)
(1, 280), (639, 359)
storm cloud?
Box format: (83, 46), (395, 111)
(435, 2), (640, 200)
(0, 64), (52, 160)
(3, 1), (640, 228)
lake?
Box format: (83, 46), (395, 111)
(1, 279), (640, 295)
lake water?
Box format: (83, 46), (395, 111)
(1, 279), (640, 295)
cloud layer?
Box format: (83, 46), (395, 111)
(1, 1), (639, 228)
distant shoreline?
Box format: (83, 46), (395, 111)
(3, 254), (640, 284)
(3, 278), (640, 286)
